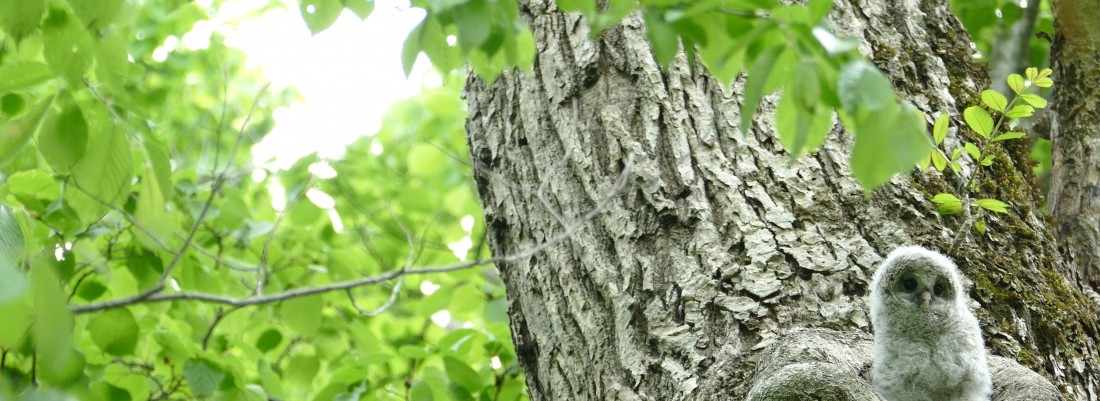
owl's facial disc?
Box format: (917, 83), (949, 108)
(920, 290), (931, 312)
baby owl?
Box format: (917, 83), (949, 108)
(869, 246), (992, 401)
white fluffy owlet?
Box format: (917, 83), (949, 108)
(869, 246), (992, 401)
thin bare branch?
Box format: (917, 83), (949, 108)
(258, 177), (313, 296)
(167, 83), (270, 291)
(69, 155), (634, 314)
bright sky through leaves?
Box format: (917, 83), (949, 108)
(207, 0), (434, 168)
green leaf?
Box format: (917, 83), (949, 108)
(992, 132), (1026, 142)
(838, 60), (894, 112)
(256, 329), (283, 353)
(1025, 67), (1038, 81)
(931, 193), (962, 215)
(0, 62), (56, 93)
(342, 0), (373, 19)
(1, 94), (25, 117)
(849, 104), (931, 191)
(931, 149), (947, 172)
(644, 10), (679, 68)
(184, 359), (225, 397)
(1018, 93), (1048, 108)
(980, 90), (1007, 112)
(300, 0), (343, 35)
(454, 0), (491, 50)
(514, 28), (535, 70)
(963, 106), (993, 137)
(776, 88), (832, 158)
(39, 93), (89, 174)
(66, 0), (122, 30)
(1035, 67), (1052, 79)
(134, 167), (174, 251)
(0, 95), (54, 167)
(401, 21), (425, 78)
(1033, 76), (1053, 88)
(280, 294), (323, 335)
(932, 112), (948, 145)
(410, 380), (434, 401)
(70, 105), (133, 208)
(286, 355), (320, 390)
(1004, 104), (1034, 118)
(974, 219), (987, 235)
(0, 0), (45, 42)
(88, 308), (140, 356)
(0, 205), (24, 270)
(740, 43), (784, 135)
(399, 345), (430, 359)
(443, 356), (484, 393)
(810, 26), (857, 55)
(1006, 73), (1025, 94)
(33, 256), (79, 385)
(95, 32), (139, 92)
(951, 148), (962, 161)
(980, 155), (994, 166)
(963, 142), (980, 160)
(808, 0), (833, 23)
(974, 198), (1009, 213)
(42, 7), (94, 85)
(76, 280), (107, 300)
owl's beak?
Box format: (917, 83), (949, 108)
(920, 291), (931, 312)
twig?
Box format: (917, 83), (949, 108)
(200, 307), (241, 350)
(257, 176), (312, 296)
(70, 155), (634, 314)
(166, 84), (270, 291)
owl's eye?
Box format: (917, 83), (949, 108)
(933, 282), (944, 296)
(901, 277), (918, 292)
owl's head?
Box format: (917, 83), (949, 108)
(870, 246), (966, 326)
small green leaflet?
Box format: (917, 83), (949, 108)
(184, 359), (225, 397)
(933, 113), (949, 145)
(410, 380), (434, 401)
(974, 198), (1009, 213)
(39, 93), (89, 174)
(1006, 73), (1026, 94)
(1004, 105), (1034, 118)
(980, 90), (1007, 112)
(838, 60), (893, 112)
(1018, 93), (1047, 108)
(299, 0), (342, 35)
(0, 205), (24, 271)
(992, 132), (1026, 142)
(931, 193), (962, 215)
(963, 142), (980, 160)
(974, 219), (987, 235)
(963, 106), (993, 137)
(88, 308), (140, 356)
(443, 356), (484, 393)
(645, 10), (679, 67)
(0, 62), (57, 93)
(740, 43), (785, 135)
(0, 0), (46, 42)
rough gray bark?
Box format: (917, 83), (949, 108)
(1049, 0), (1100, 301)
(464, 0), (1100, 399)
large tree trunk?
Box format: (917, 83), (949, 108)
(1049, 0), (1100, 302)
(464, 0), (1100, 399)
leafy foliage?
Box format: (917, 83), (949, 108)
(0, 1), (523, 400)
(920, 68), (1052, 240)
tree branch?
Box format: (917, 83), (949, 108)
(69, 155), (635, 314)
